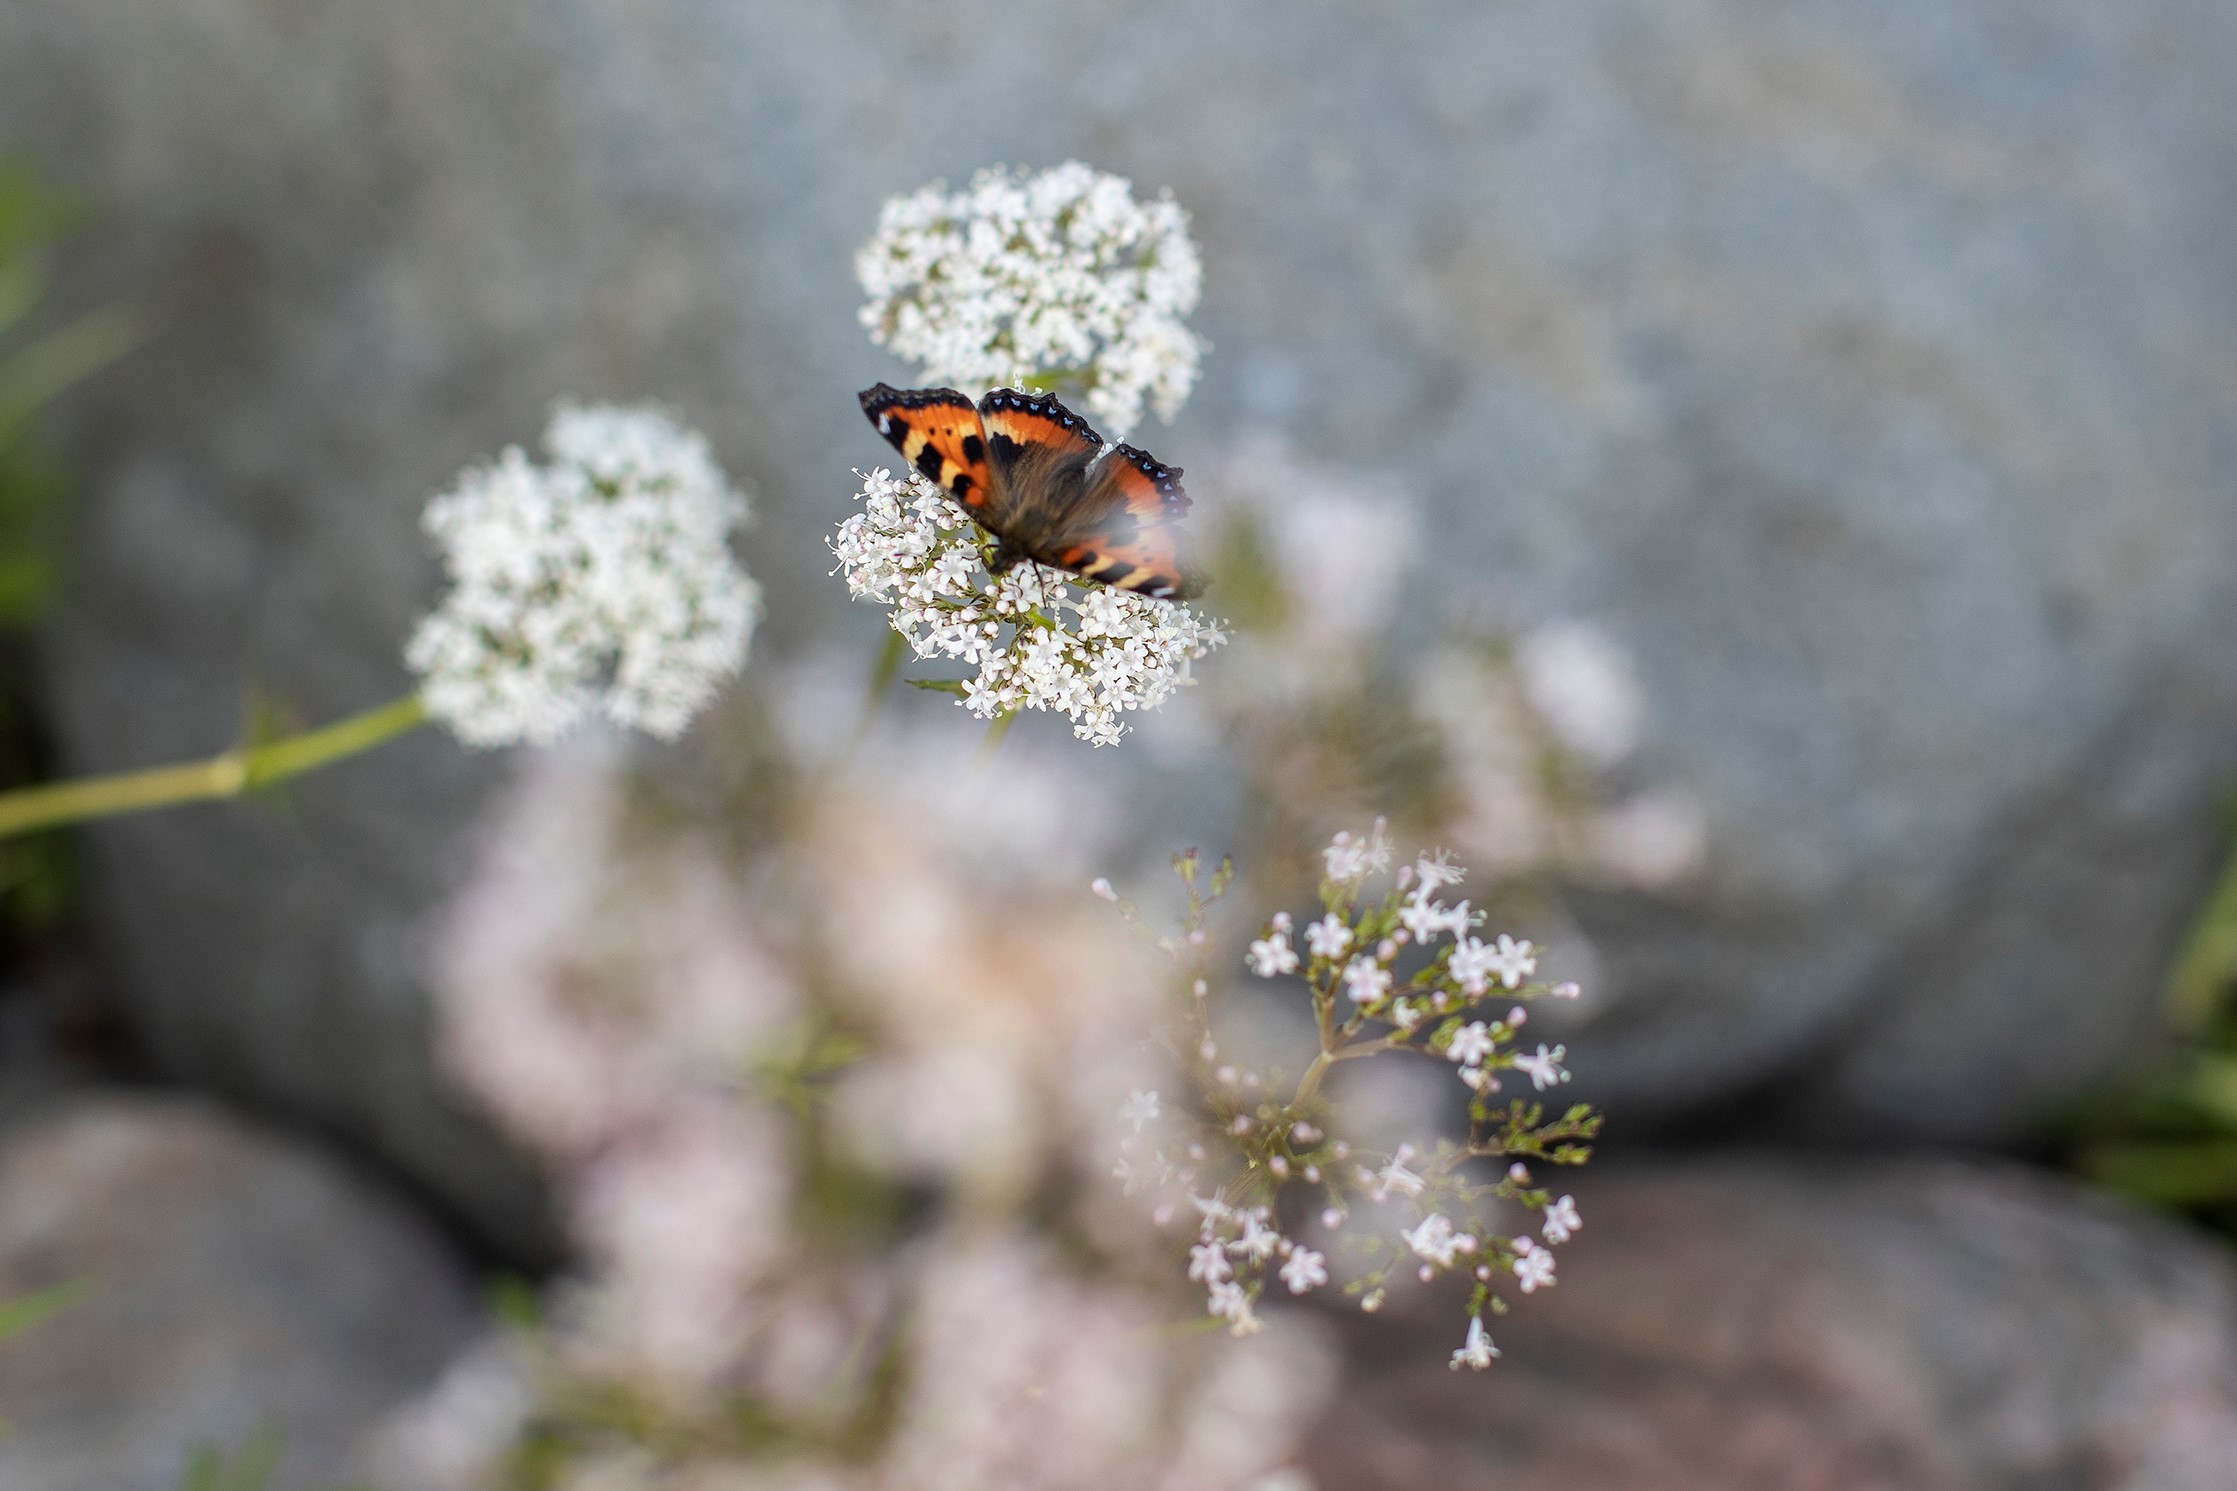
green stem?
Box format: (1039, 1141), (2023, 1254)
(977, 708), (1019, 763)
(0, 693), (429, 841)
(1290, 1049), (1335, 1111)
(853, 628), (909, 743)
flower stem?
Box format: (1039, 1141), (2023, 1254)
(854, 627), (909, 742)
(1291, 1049), (1335, 1111)
(0, 694), (430, 841)
(977, 708), (1019, 763)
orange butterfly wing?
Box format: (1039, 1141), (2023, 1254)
(859, 384), (993, 510)
(1052, 445), (1204, 600)
(977, 386), (1104, 469)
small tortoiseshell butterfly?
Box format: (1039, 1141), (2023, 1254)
(859, 382), (1204, 600)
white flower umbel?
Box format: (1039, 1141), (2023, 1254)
(406, 403), (761, 747)
(831, 466), (1224, 745)
(1105, 837), (1601, 1366)
(856, 161), (1203, 439)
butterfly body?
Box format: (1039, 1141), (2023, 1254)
(859, 382), (1202, 599)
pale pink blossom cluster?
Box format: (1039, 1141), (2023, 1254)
(1195, 435), (1705, 892)
(384, 737), (1334, 1488)
(430, 741), (801, 1394)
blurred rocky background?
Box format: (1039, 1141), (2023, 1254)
(1, 2), (2235, 1488)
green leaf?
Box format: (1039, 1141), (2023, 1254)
(2077, 1137), (2237, 1206)
(0, 1277), (92, 1342)
(2168, 837), (2237, 1030)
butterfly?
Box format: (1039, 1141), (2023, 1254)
(859, 382), (1204, 600)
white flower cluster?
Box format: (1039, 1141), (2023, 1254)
(1110, 831), (1601, 1373)
(406, 403), (761, 747)
(830, 466), (1224, 744)
(856, 160), (1203, 439)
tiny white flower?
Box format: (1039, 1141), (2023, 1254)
(1513, 1043), (1571, 1091)
(1304, 914), (1353, 959)
(1279, 1247), (1329, 1295)
(1513, 1243), (1557, 1294)
(1188, 1242), (1233, 1284)
(1401, 1212), (1477, 1268)
(1449, 1314), (1501, 1371)
(1414, 851), (1467, 893)
(1551, 980), (1583, 1000)
(1342, 956), (1392, 1006)
(830, 466), (1224, 744)
(1119, 1089), (1161, 1132)
(1445, 1021), (1495, 1067)
(1322, 822), (1394, 884)
(1230, 1212), (1281, 1261)
(1247, 929), (1299, 978)
(1448, 936), (1496, 997)
(1485, 934), (1538, 989)
(1541, 1194), (1581, 1245)
(407, 404), (760, 747)
(1206, 1280), (1263, 1335)
(1398, 890), (1452, 941)
(1370, 1149), (1426, 1201)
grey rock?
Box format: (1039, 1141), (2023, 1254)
(1312, 1158), (2237, 1491)
(0, 1092), (482, 1491)
(0, 0), (2234, 1252)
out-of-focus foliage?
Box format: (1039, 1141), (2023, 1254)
(0, 1275), (91, 1344)
(2072, 804), (2237, 1232)
(0, 1277), (93, 1437)
(176, 1429), (282, 1491)
(0, 156), (134, 626)
(0, 154), (134, 937)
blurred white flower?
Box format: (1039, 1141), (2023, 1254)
(1541, 1194), (1581, 1245)
(857, 161), (1203, 439)
(1247, 927), (1299, 977)
(1515, 620), (1645, 769)
(883, 1233), (1328, 1490)
(433, 742), (799, 1159)
(1445, 1022), (1494, 1067)
(1303, 914), (1352, 959)
(1593, 786), (1709, 888)
(1513, 1043), (1571, 1092)
(1340, 956), (1391, 1006)
(1417, 636), (1705, 889)
(1369, 1149), (1426, 1202)
(573, 1099), (793, 1390)
(801, 772), (1166, 1201)
(1449, 1316), (1500, 1372)
(1321, 822), (1392, 884)
(1512, 1241), (1557, 1294)
(1401, 1213), (1474, 1268)
(406, 403), (761, 746)
(1188, 1242), (1233, 1285)
(1278, 1247), (1328, 1295)
(831, 465), (1224, 744)
(1206, 433), (1418, 652)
